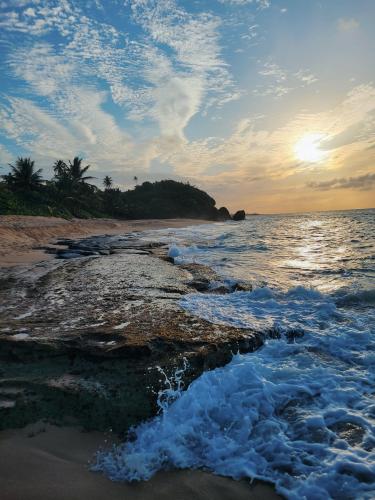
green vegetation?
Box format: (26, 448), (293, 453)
(0, 157), (229, 220)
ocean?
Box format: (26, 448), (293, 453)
(95, 209), (375, 499)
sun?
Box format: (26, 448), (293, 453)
(294, 133), (327, 163)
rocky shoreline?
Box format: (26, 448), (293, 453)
(0, 231), (262, 434)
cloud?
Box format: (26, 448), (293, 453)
(337, 18), (360, 33)
(152, 76), (203, 139)
(307, 173), (375, 191)
(218, 0), (270, 8)
(254, 61), (318, 98)
(0, 144), (13, 167)
(159, 83), (375, 189)
(129, 0), (238, 135)
(1, 0), (241, 167)
(322, 115), (375, 150)
(0, 92), (137, 176)
(294, 70), (318, 86)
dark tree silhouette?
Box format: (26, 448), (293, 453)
(68, 157), (95, 184)
(2, 157), (43, 191)
(53, 160), (68, 177)
(1, 157), (234, 220)
(103, 175), (113, 189)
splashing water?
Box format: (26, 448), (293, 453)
(95, 210), (375, 499)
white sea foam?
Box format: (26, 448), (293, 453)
(94, 286), (375, 499)
(168, 244), (201, 263)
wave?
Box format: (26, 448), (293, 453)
(168, 244), (200, 262)
(179, 286), (340, 332)
(335, 288), (375, 307)
(94, 285), (375, 499)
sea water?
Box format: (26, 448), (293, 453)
(94, 209), (375, 499)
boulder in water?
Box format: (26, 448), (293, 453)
(217, 207), (232, 221)
(232, 210), (246, 221)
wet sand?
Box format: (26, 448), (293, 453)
(0, 423), (281, 500)
(0, 216), (211, 267)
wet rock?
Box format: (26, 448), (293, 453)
(233, 281), (253, 292)
(0, 243), (263, 434)
(181, 263), (221, 286)
(110, 249), (150, 255)
(233, 210), (246, 221)
(54, 239), (75, 246)
(285, 328), (304, 342)
(56, 252), (83, 259)
(210, 285), (231, 294)
(189, 279), (211, 292)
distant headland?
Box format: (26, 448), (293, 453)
(0, 157), (245, 221)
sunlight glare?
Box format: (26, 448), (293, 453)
(294, 133), (327, 163)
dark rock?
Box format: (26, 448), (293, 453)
(72, 244), (110, 252)
(189, 279), (211, 292)
(233, 281), (253, 292)
(285, 328), (304, 342)
(54, 239), (75, 246)
(56, 252), (83, 259)
(232, 210), (246, 221)
(181, 263), (222, 287)
(217, 207), (232, 221)
(210, 285), (231, 294)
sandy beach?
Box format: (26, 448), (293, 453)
(0, 423), (281, 500)
(0, 216), (211, 267)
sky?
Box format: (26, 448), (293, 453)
(0, 0), (374, 213)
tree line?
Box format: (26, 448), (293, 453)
(0, 157), (227, 220)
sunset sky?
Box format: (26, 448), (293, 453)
(0, 0), (374, 212)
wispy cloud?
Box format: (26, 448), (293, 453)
(254, 61), (318, 98)
(218, 0), (270, 8)
(162, 84), (375, 186)
(337, 17), (360, 33)
(307, 173), (375, 191)
(1, 0), (239, 167)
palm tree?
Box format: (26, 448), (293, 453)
(2, 157), (43, 191)
(53, 159), (68, 178)
(103, 175), (113, 189)
(68, 157), (95, 184)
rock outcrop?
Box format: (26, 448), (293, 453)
(216, 207), (232, 220)
(232, 210), (246, 221)
(0, 235), (261, 434)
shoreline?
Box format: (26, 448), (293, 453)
(0, 216), (282, 499)
(0, 422), (281, 500)
(0, 215), (212, 267)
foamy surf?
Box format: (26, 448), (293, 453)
(94, 285), (375, 499)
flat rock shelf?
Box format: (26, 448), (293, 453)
(0, 234), (262, 434)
